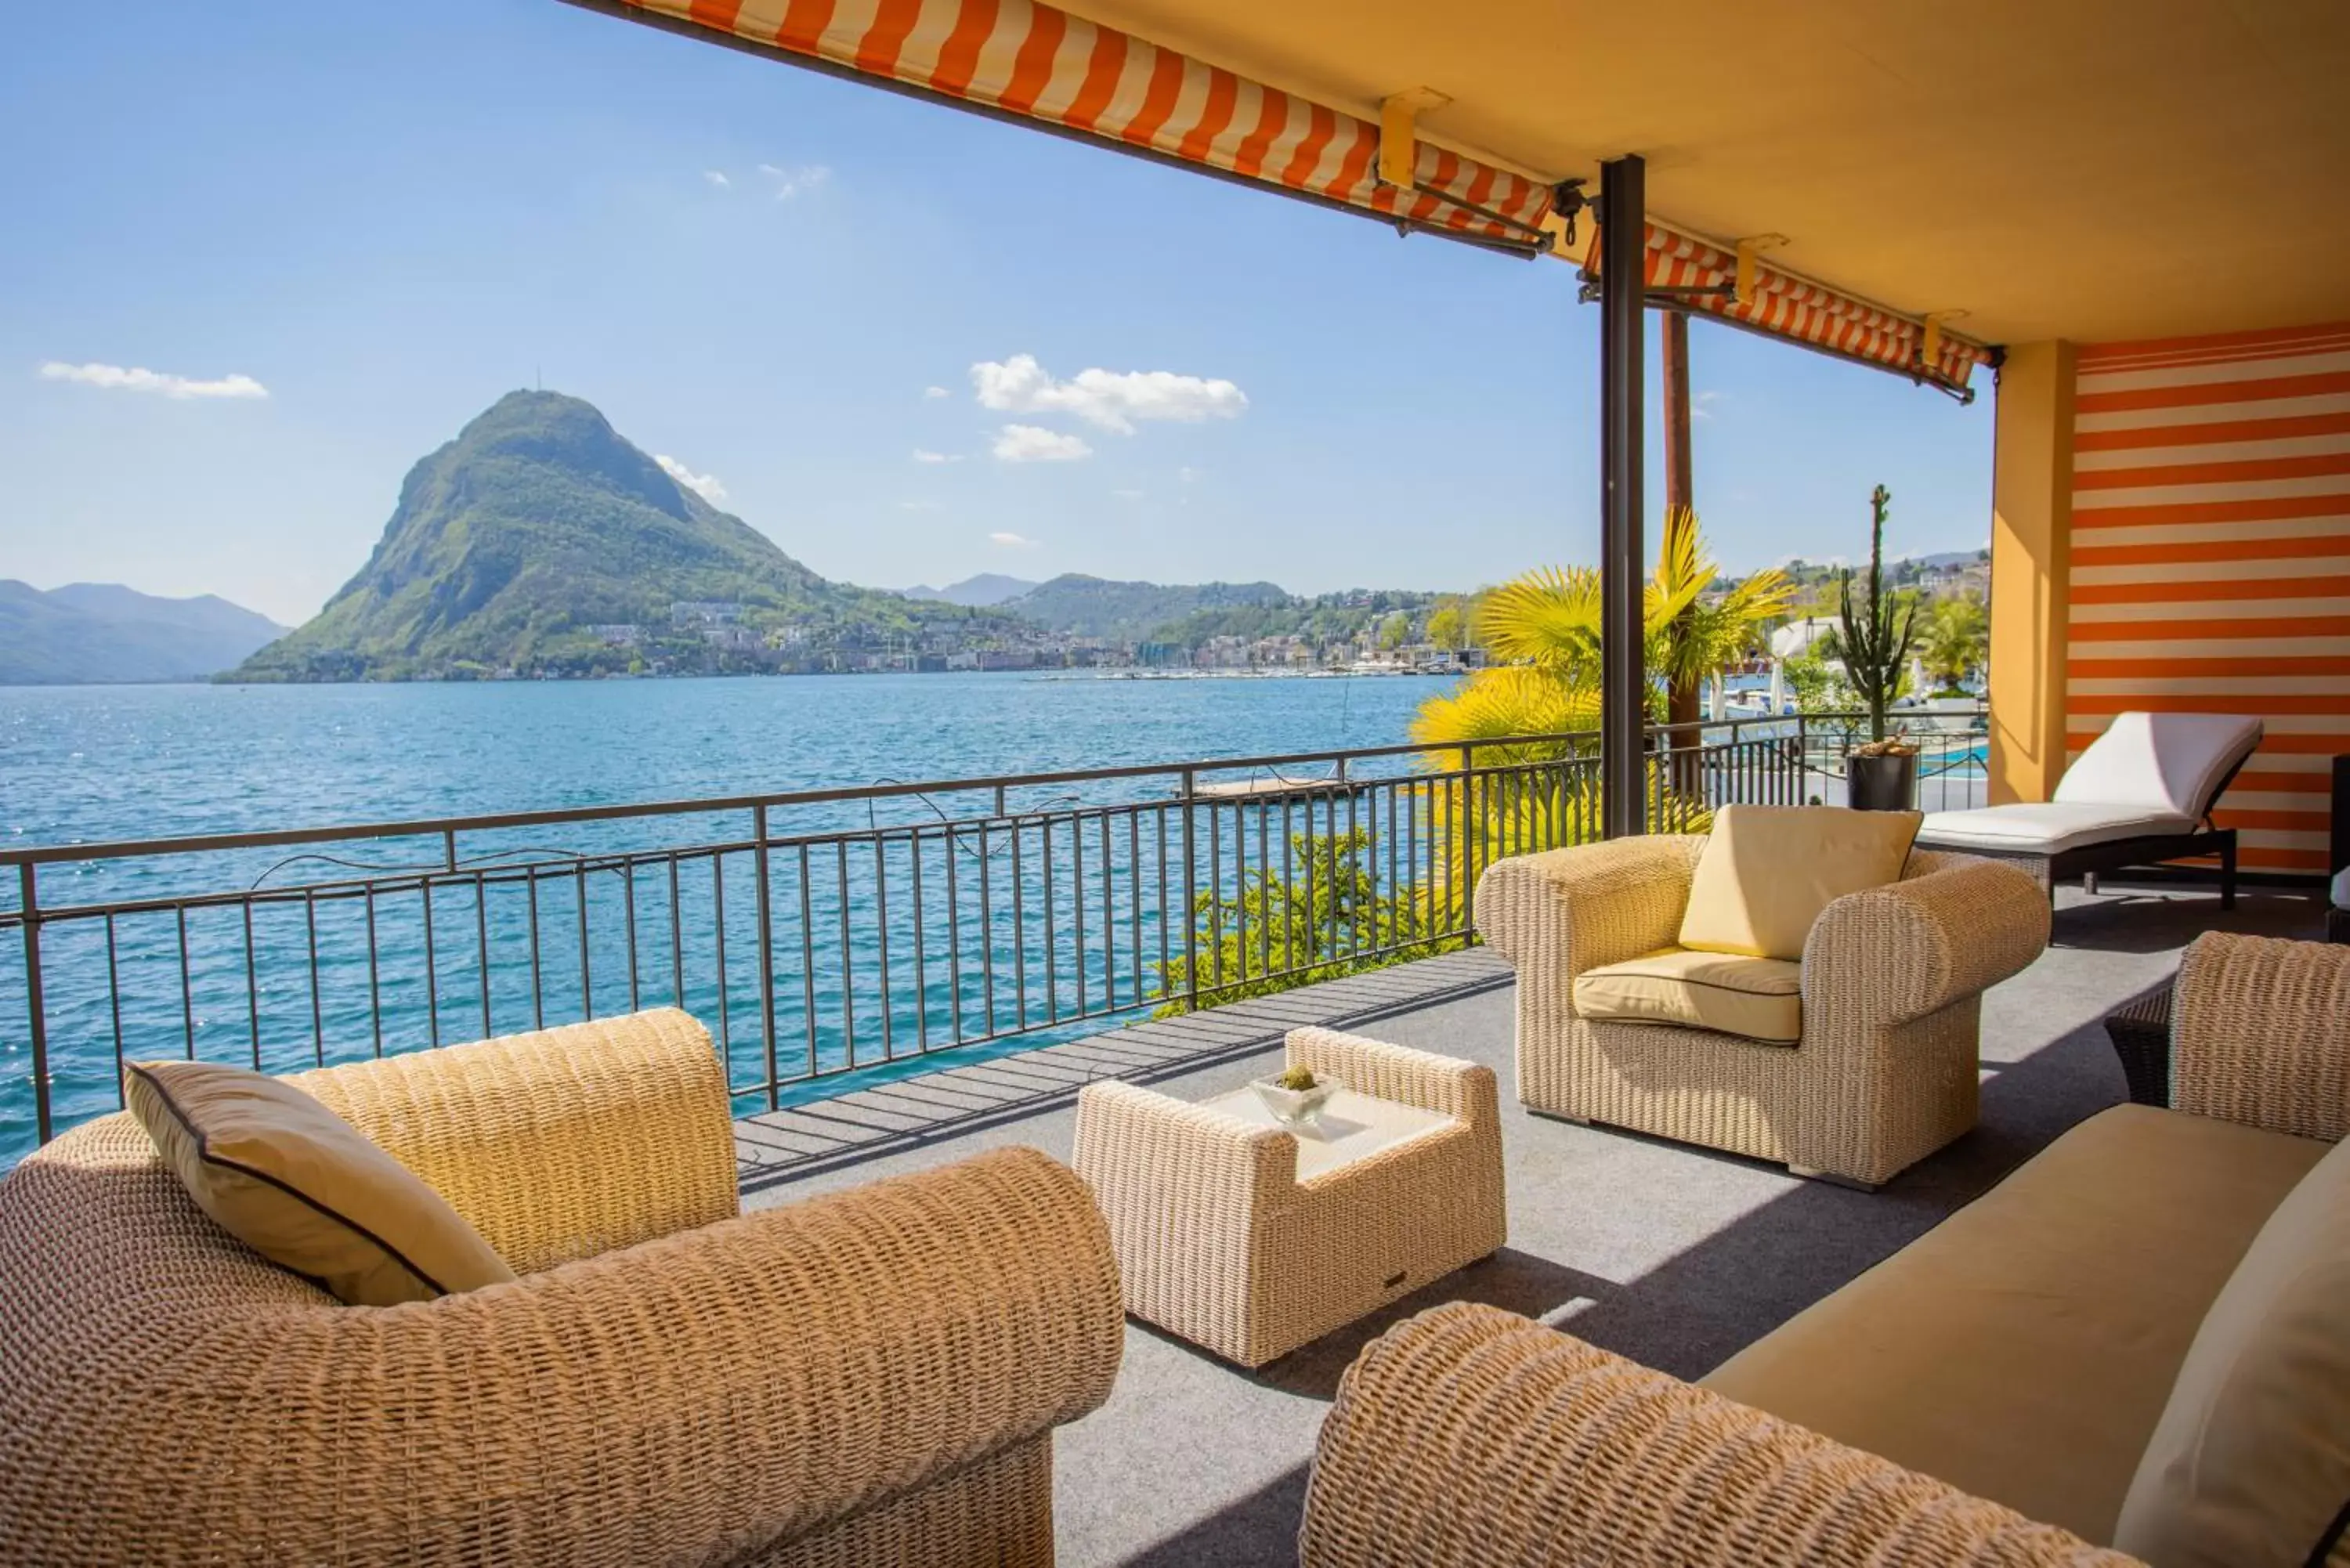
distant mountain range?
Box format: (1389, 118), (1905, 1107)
(233, 391), (977, 681)
(0, 581), (287, 685)
(996, 576), (1294, 641)
(901, 573), (1036, 608)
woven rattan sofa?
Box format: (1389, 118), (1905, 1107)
(0, 1009), (1124, 1566)
(1300, 932), (2350, 1566)
(1475, 833), (2049, 1187)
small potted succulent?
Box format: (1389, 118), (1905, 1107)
(1837, 484), (1922, 811)
(1251, 1063), (1337, 1125)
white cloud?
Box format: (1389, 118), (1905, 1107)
(912, 449), (962, 464)
(923, 385), (950, 399)
(1178, 465), (1201, 484)
(970, 353), (1246, 435)
(1112, 488), (1144, 500)
(898, 500), (942, 511)
(1691, 389), (1725, 422)
(38, 361), (268, 400)
(654, 454), (727, 502)
(703, 170), (730, 187)
(989, 531), (1039, 549)
(758, 162), (830, 199)
(992, 424), (1092, 463)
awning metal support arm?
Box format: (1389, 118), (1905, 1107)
(1597, 155), (1648, 840)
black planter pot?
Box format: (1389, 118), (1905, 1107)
(1846, 751), (1918, 811)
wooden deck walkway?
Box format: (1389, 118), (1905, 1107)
(733, 948), (1512, 1193)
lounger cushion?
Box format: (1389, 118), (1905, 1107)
(2054, 711), (2263, 818)
(1677, 804), (1922, 961)
(2114, 1127), (2350, 1568)
(125, 1059), (518, 1306)
(1701, 1104), (2327, 1545)
(2332, 867), (2348, 911)
(1572, 948), (1802, 1044)
(1915, 801), (2196, 855)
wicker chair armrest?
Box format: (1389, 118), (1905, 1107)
(1472, 835), (1705, 978)
(52, 1146), (1121, 1566)
(1805, 854), (2049, 1026)
(1284, 1028), (1499, 1125)
(1074, 1080), (1298, 1213)
(2172, 931), (2350, 1140)
(1300, 1302), (2135, 1568)
(292, 1007), (739, 1274)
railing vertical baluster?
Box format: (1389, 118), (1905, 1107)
(945, 823), (964, 1042)
(910, 829), (928, 1052)
(1280, 793), (1294, 978)
(1343, 768), (1360, 958)
(176, 905), (195, 1060)
(475, 869), (493, 1041)
(837, 841), (854, 1068)
(712, 853), (732, 1064)
(1128, 810), (1143, 1006)
(364, 887), (382, 1057)
(1178, 769), (1198, 1010)
(1203, 803), (1219, 998)
(20, 865), (51, 1145)
(243, 901), (262, 1069)
(1099, 811), (1113, 1012)
(107, 910), (129, 1086)
(978, 821), (996, 1035)
(624, 860), (642, 1015)
(1070, 813), (1086, 1015)
(753, 804), (779, 1110)
(526, 868), (544, 1031)
(1010, 817), (1028, 1029)
(1231, 801), (1248, 985)
(873, 834), (892, 1060)
(572, 862), (589, 1024)
(1156, 807), (1170, 1003)
(1042, 819), (1057, 1020)
(797, 843), (818, 1076)
(668, 854), (685, 1008)
(424, 874), (442, 1047)
(302, 893), (323, 1066)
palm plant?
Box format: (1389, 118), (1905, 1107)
(1918, 594), (1988, 694)
(1837, 485), (1919, 742)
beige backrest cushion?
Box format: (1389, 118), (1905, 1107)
(2113, 1127), (2350, 1566)
(126, 1060), (517, 1306)
(1678, 805), (1923, 961)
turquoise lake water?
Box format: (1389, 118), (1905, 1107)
(0, 674), (1444, 1161)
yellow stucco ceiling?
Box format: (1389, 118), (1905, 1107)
(1056, 0), (2350, 348)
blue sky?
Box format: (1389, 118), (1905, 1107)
(2, 0), (1993, 627)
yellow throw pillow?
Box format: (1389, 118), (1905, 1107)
(1678, 804), (1923, 961)
(125, 1059), (517, 1306)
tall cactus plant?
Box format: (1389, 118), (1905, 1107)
(1837, 484), (1917, 743)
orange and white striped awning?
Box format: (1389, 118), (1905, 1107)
(602, 0), (1558, 252)
(584, 0), (1997, 389)
(1582, 221), (1997, 396)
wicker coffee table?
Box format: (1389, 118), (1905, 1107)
(1072, 1028), (1506, 1368)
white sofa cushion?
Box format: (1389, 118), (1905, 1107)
(2053, 712), (2263, 818)
(1916, 801), (2195, 855)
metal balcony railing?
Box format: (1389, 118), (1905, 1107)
(0, 706), (1987, 1160)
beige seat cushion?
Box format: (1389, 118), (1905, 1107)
(1571, 948), (1802, 1044)
(126, 1060), (517, 1306)
(1678, 804), (1922, 960)
(2115, 1129), (2350, 1567)
(1701, 1104), (2327, 1543)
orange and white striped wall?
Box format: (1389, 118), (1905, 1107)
(1988, 323), (2350, 876)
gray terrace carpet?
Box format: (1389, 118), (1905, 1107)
(743, 880), (2331, 1566)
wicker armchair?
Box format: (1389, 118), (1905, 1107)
(0, 1010), (1124, 1566)
(1476, 836), (2050, 1187)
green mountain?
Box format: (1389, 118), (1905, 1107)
(0, 581), (288, 685)
(233, 391), (955, 681)
(1002, 575), (1292, 641)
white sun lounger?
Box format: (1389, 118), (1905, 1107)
(1916, 711), (2263, 906)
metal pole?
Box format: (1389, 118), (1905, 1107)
(20, 864), (50, 1145)
(1599, 153), (1649, 839)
